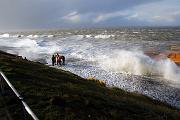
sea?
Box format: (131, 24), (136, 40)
(0, 27), (180, 108)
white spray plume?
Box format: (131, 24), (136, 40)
(0, 33), (10, 38)
(98, 50), (180, 82)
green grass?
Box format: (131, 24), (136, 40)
(0, 50), (180, 120)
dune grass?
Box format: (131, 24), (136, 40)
(0, 50), (180, 120)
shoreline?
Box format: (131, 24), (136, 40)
(0, 50), (180, 119)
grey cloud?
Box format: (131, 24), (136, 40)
(0, 0), (179, 31)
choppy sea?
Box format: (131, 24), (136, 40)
(0, 27), (180, 108)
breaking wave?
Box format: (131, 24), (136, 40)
(0, 33), (10, 38)
(97, 50), (180, 82)
(0, 38), (60, 61)
(94, 34), (115, 39)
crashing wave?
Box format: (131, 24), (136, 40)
(27, 35), (39, 38)
(47, 35), (54, 38)
(94, 34), (115, 39)
(85, 35), (92, 38)
(98, 50), (180, 83)
(0, 33), (10, 38)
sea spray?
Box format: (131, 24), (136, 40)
(97, 50), (180, 82)
(98, 50), (156, 75)
(0, 38), (60, 60)
(160, 59), (180, 82)
(0, 33), (10, 38)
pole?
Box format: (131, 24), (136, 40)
(0, 71), (39, 120)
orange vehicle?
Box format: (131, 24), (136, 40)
(144, 45), (180, 65)
(167, 53), (180, 65)
(144, 51), (180, 66)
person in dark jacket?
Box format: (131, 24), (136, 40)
(52, 55), (56, 66)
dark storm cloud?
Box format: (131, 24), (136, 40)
(0, 0), (179, 31)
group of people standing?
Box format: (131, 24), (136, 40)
(52, 53), (65, 66)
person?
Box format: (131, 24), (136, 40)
(54, 53), (66, 66)
(55, 53), (59, 65)
(61, 56), (65, 65)
(57, 55), (62, 65)
(51, 55), (55, 66)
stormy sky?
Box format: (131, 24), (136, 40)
(0, 0), (180, 31)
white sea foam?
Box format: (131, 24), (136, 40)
(47, 35), (54, 38)
(0, 38), (60, 60)
(161, 60), (180, 82)
(133, 32), (139, 34)
(26, 35), (33, 38)
(96, 50), (180, 82)
(27, 35), (39, 38)
(85, 35), (92, 38)
(0, 34), (25, 38)
(94, 34), (115, 39)
(0, 33), (10, 38)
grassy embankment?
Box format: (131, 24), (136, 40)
(0, 50), (180, 120)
